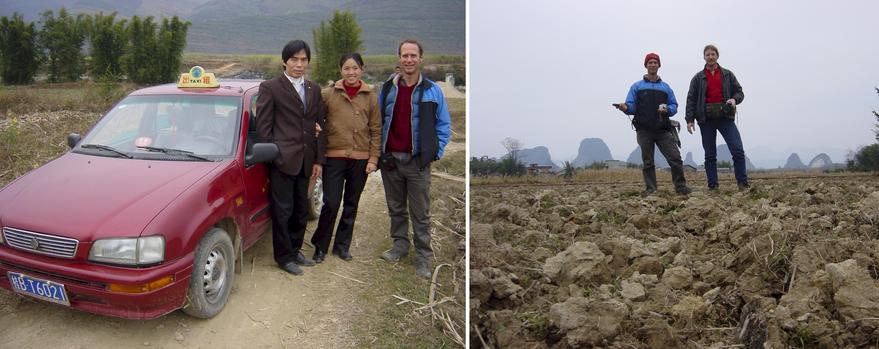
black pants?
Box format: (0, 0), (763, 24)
(269, 166), (310, 265)
(311, 158), (368, 254)
(636, 129), (688, 192)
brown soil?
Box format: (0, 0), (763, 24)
(470, 175), (879, 348)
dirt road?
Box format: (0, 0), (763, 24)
(0, 172), (447, 348)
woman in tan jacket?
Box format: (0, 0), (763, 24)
(310, 53), (381, 263)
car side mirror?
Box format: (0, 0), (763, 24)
(245, 142), (279, 167)
(67, 133), (81, 148)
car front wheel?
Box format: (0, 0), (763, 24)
(183, 227), (235, 319)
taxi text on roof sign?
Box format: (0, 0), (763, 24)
(178, 66), (219, 88)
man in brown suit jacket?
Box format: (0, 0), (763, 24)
(255, 39), (327, 276)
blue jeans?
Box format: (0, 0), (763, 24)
(699, 119), (748, 187)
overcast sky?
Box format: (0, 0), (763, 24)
(470, 0), (879, 168)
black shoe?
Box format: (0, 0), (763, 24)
(292, 252), (316, 267)
(333, 249), (353, 262)
(313, 249), (326, 264)
(676, 187), (692, 196)
(738, 182), (751, 191)
(279, 262), (303, 275)
(708, 185), (719, 192)
(642, 189), (656, 197)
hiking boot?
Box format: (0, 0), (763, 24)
(737, 182), (751, 191)
(381, 249), (407, 262)
(676, 187), (692, 196)
(707, 185), (719, 192)
(415, 260), (432, 280)
(642, 188), (656, 197)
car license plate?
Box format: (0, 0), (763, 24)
(7, 272), (70, 306)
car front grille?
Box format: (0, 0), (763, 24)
(2, 227), (79, 259)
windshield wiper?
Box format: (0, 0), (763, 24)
(80, 143), (133, 158)
(137, 146), (212, 161)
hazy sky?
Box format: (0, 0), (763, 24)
(470, 0), (879, 168)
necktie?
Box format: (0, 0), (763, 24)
(297, 83), (306, 111)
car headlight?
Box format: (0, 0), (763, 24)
(89, 236), (164, 266)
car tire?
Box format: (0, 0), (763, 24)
(183, 227), (235, 319)
(308, 176), (323, 220)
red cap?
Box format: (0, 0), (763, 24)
(644, 52), (661, 67)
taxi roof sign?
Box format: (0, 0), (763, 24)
(178, 66), (219, 88)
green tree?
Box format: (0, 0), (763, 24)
(562, 161), (577, 179)
(156, 16), (190, 83)
(589, 161), (608, 170)
(848, 144), (879, 171)
(122, 15), (189, 85)
(874, 87), (879, 142)
(470, 156), (499, 176)
(312, 10), (362, 86)
(122, 16), (155, 84)
(847, 88), (879, 171)
(88, 12), (127, 80)
(498, 156), (526, 176)
(39, 8), (87, 82)
(0, 13), (41, 85)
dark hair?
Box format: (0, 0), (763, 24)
(397, 39), (423, 57)
(338, 53), (364, 68)
(282, 40), (311, 63)
(703, 44), (719, 55)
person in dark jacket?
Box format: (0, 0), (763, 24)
(615, 52), (690, 195)
(255, 39), (327, 276)
(685, 44), (748, 191)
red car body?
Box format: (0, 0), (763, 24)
(0, 80), (277, 319)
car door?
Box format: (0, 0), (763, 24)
(239, 90), (272, 250)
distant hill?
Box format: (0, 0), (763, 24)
(684, 152), (697, 167)
(0, 0), (211, 20)
(572, 138), (613, 167)
(783, 153), (808, 170)
(0, 0), (465, 55)
(515, 146), (558, 170)
(626, 146), (670, 168)
(808, 153), (833, 169)
(717, 144), (756, 170)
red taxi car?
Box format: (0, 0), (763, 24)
(0, 67), (322, 319)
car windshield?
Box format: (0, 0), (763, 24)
(77, 95), (241, 159)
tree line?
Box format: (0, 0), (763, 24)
(847, 87), (879, 171)
(0, 8), (189, 85)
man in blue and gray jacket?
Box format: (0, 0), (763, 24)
(378, 39), (451, 279)
(615, 52), (690, 195)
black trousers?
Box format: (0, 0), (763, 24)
(269, 166), (310, 265)
(311, 158), (368, 254)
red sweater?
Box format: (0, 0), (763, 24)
(387, 81), (415, 153)
(343, 82), (360, 99)
(704, 67), (723, 103)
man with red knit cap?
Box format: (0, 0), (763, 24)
(615, 52), (690, 195)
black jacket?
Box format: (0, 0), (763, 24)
(685, 65), (744, 124)
(255, 75), (327, 176)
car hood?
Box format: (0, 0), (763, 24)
(0, 153), (223, 241)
